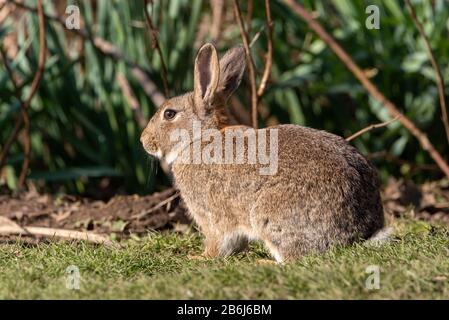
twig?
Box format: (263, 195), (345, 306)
(210, 0), (224, 42)
(233, 0), (273, 127)
(233, 0), (258, 129)
(116, 73), (147, 129)
(245, 0), (254, 34)
(130, 68), (165, 107)
(283, 0), (449, 179)
(257, 0), (273, 98)
(0, 118), (23, 170)
(367, 151), (439, 177)
(432, 203), (449, 210)
(7, 0), (165, 108)
(0, 46), (20, 92)
(133, 192), (180, 220)
(367, 150), (439, 173)
(0, 46), (24, 171)
(0, 3), (46, 187)
(346, 116), (400, 142)
(143, 0), (169, 98)
(0, 217), (115, 246)
(27, 227), (114, 245)
(405, 0), (449, 146)
(17, 0), (46, 188)
(249, 24), (266, 48)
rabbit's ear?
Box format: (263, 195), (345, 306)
(218, 45), (246, 100)
(194, 43), (220, 107)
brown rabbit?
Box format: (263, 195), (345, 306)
(140, 43), (384, 262)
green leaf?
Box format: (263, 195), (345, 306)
(29, 167), (122, 182)
(391, 135), (408, 156)
(401, 52), (428, 72)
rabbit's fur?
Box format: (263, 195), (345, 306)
(141, 43), (384, 262)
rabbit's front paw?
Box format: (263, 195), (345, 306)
(257, 258), (279, 265)
(188, 254), (209, 261)
(203, 245), (219, 258)
(202, 236), (220, 258)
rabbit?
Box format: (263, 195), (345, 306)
(140, 43), (385, 262)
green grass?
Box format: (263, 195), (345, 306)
(0, 219), (448, 299)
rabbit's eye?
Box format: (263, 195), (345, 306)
(164, 109), (177, 121)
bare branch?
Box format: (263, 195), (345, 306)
(405, 0), (449, 146)
(232, 0), (258, 129)
(346, 116), (401, 142)
(18, 0), (45, 187)
(130, 68), (165, 107)
(283, 0), (449, 178)
(367, 151), (439, 175)
(0, 47), (20, 92)
(210, 0), (224, 42)
(249, 24), (266, 48)
(117, 73), (147, 129)
(143, 0), (169, 98)
(0, 46), (24, 171)
(0, 1), (46, 187)
(17, 0), (46, 188)
(0, 117), (23, 170)
(132, 192), (180, 220)
(257, 0), (273, 98)
(245, 0), (254, 34)
(0, 216), (115, 246)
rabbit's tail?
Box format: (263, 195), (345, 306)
(365, 227), (394, 247)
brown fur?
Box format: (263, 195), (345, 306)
(140, 44), (384, 262)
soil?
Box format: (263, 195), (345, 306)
(1, 179), (448, 243)
(0, 187), (191, 242)
(382, 178), (449, 225)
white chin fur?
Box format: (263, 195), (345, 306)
(148, 148), (179, 165)
(148, 148), (163, 159)
(164, 149), (179, 165)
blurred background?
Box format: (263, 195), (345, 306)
(1, 0), (448, 198)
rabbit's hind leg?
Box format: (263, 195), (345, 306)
(218, 230), (249, 257)
(263, 238), (311, 263)
(262, 230), (327, 262)
(263, 239), (285, 263)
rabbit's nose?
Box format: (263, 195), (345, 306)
(140, 131), (148, 144)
